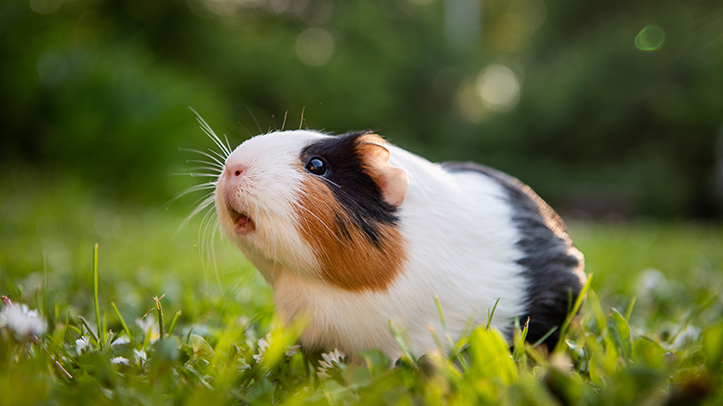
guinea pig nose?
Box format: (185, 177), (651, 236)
(226, 164), (246, 178)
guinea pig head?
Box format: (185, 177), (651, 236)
(216, 130), (409, 291)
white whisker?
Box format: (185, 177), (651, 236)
(223, 134), (233, 155)
(184, 166), (224, 174)
(208, 148), (228, 162)
(179, 148), (226, 168)
(165, 182), (217, 209)
(176, 109), (229, 295)
(187, 191), (217, 212)
(200, 121), (228, 154)
(170, 172), (222, 178)
(198, 203), (222, 291)
(181, 193), (216, 229)
(245, 105), (263, 134)
(190, 107), (232, 158)
(182, 182), (217, 193)
(186, 159), (224, 171)
(317, 176), (341, 189)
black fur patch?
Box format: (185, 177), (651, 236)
(301, 132), (400, 247)
(441, 162), (584, 348)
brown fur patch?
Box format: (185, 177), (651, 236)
(295, 175), (407, 292)
(356, 133), (386, 146)
(354, 134), (408, 207)
(355, 134), (388, 191)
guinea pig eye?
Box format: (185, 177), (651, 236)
(305, 157), (328, 176)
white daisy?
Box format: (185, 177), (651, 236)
(76, 336), (91, 355)
(286, 344), (301, 357)
(110, 356), (130, 366)
(0, 303), (47, 341)
(317, 349), (346, 379)
(111, 335), (131, 346)
(133, 349), (147, 367)
(253, 333), (273, 362)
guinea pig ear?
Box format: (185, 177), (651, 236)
(357, 134), (409, 207)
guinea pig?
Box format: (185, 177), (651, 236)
(212, 129), (586, 359)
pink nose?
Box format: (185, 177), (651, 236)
(226, 164), (246, 178)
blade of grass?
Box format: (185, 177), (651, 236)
(434, 295), (454, 348)
(567, 288), (573, 315)
(43, 252), (48, 319)
(61, 311), (71, 342)
(624, 296), (637, 321)
(512, 317), (530, 360)
(78, 315), (98, 344)
(154, 294), (166, 340)
(486, 298), (501, 330)
(389, 320), (416, 364)
(168, 310), (182, 336)
(554, 273), (593, 354)
(450, 308), (480, 372)
(68, 324), (83, 337)
(531, 326), (558, 348)
(50, 354), (73, 380)
(103, 331), (115, 351)
(458, 308), (480, 345)
(111, 302), (134, 345)
(54, 302), (60, 330)
(93, 243), (103, 345)
(428, 324), (446, 353)
(102, 312), (108, 346)
(523, 343), (547, 365)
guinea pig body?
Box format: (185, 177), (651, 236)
(215, 130), (585, 359)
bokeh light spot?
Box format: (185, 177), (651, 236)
(296, 28), (335, 67)
(476, 64), (520, 112)
(635, 25), (665, 51)
(30, 0), (64, 14)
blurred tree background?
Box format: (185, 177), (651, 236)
(1, 0), (722, 218)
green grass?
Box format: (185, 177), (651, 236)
(1, 174), (723, 405)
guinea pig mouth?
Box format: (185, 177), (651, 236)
(228, 207), (255, 235)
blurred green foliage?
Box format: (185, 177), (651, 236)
(1, 0), (722, 216)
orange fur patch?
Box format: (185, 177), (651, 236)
(356, 133), (386, 146)
(295, 175), (407, 292)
